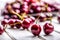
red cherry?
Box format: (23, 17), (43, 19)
(23, 0), (35, 5)
(20, 4), (28, 13)
(11, 15), (18, 19)
(1, 19), (8, 26)
(46, 13), (52, 20)
(12, 2), (21, 9)
(43, 23), (54, 35)
(39, 13), (46, 22)
(15, 24), (22, 29)
(4, 15), (10, 19)
(57, 15), (60, 23)
(2, 9), (9, 16)
(8, 19), (15, 24)
(30, 16), (35, 23)
(47, 7), (52, 12)
(22, 19), (30, 29)
(27, 18), (32, 24)
(0, 26), (4, 35)
(10, 25), (15, 28)
(31, 24), (41, 36)
(15, 19), (22, 23)
(15, 9), (20, 14)
(31, 2), (41, 13)
(28, 9), (34, 14)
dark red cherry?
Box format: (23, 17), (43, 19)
(1, 19), (8, 26)
(11, 15), (18, 19)
(8, 19), (15, 24)
(4, 15), (10, 19)
(22, 19), (30, 29)
(39, 13), (46, 22)
(57, 15), (60, 23)
(43, 23), (54, 35)
(31, 24), (41, 36)
(0, 26), (4, 35)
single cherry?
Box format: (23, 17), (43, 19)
(43, 23), (54, 35)
(31, 24), (41, 36)
(22, 19), (30, 30)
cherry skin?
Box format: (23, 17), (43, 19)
(20, 4), (28, 13)
(46, 13), (52, 20)
(43, 23), (54, 35)
(39, 13), (46, 22)
(27, 18), (32, 24)
(28, 9), (34, 14)
(8, 19), (15, 24)
(10, 25), (15, 28)
(23, 0), (35, 5)
(12, 2), (21, 9)
(15, 24), (22, 29)
(47, 7), (52, 12)
(22, 19), (30, 30)
(4, 15), (10, 19)
(57, 15), (60, 23)
(1, 19), (8, 26)
(0, 26), (4, 35)
(2, 9), (9, 16)
(30, 16), (35, 23)
(30, 2), (41, 13)
(31, 24), (41, 36)
(15, 19), (22, 29)
(11, 15), (18, 19)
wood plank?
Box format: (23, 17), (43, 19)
(0, 32), (11, 40)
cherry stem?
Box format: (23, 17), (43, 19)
(7, 4), (24, 20)
(10, 22), (21, 26)
(35, 15), (40, 24)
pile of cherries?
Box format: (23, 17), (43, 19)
(0, 0), (55, 37)
(0, 14), (54, 36)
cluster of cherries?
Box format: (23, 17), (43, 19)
(2, 0), (59, 16)
(0, 14), (54, 36)
(0, 0), (55, 37)
(57, 14), (60, 23)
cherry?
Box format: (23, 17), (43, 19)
(31, 2), (41, 13)
(20, 4), (28, 13)
(10, 25), (15, 28)
(8, 19), (15, 24)
(57, 15), (60, 23)
(28, 9), (34, 14)
(43, 23), (54, 35)
(15, 24), (22, 29)
(11, 15), (18, 19)
(0, 26), (4, 35)
(27, 18), (32, 24)
(47, 7), (52, 12)
(30, 16), (35, 23)
(31, 24), (41, 36)
(12, 2), (21, 9)
(2, 9), (9, 16)
(46, 13), (52, 20)
(15, 19), (22, 23)
(22, 19), (30, 30)
(4, 15), (10, 19)
(1, 19), (8, 26)
(41, 7), (46, 12)
(39, 13), (46, 22)
(15, 9), (20, 14)
(23, 0), (35, 5)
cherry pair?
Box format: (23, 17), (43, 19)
(31, 23), (54, 36)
